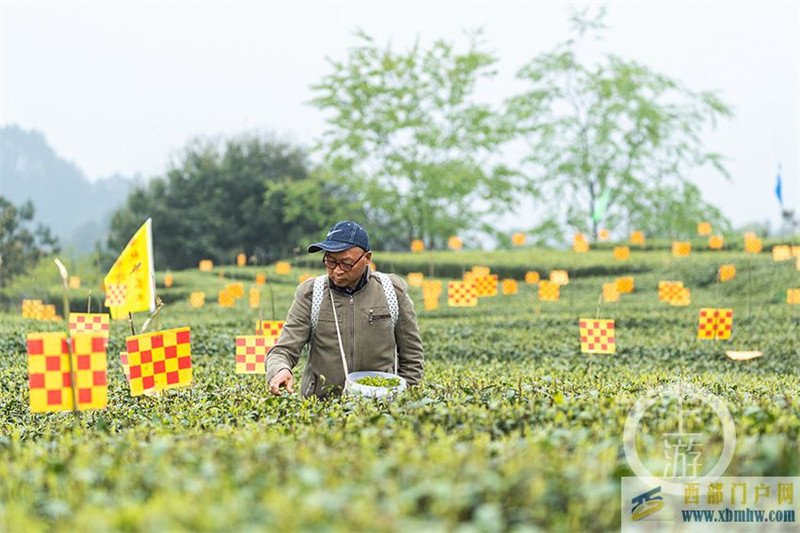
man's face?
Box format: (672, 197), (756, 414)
(323, 247), (371, 288)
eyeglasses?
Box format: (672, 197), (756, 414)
(322, 251), (367, 272)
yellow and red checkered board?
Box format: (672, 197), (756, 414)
(474, 274), (498, 297)
(616, 277), (634, 294)
(256, 320), (285, 338)
(235, 335), (271, 374)
(254, 320), (284, 350)
(190, 292), (205, 308)
(525, 271), (540, 284)
(422, 280), (443, 298)
(226, 283), (244, 299)
(22, 299), (44, 318)
(448, 281), (477, 307)
(744, 237), (762, 253)
(218, 289), (235, 307)
(672, 242), (691, 257)
(33, 302), (46, 320)
(471, 266), (491, 276)
(614, 246), (630, 260)
(27, 332), (108, 412)
(407, 273), (424, 287)
(579, 319), (616, 354)
(658, 281), (684, 302)
(698, 308), (733, 340)
(501, 279), (518, 295)
(125, 327), (192, 396)
(603, 283), (619, 302)
(423, 294), (439, 310)
(70, 334), (108, 409)
(772, 245), (792, 261)
(69, 313), (110, 348)
(787, 289), (800, 305)
(669, 287), (691, 306)
(708, 235), (723, 250)
(538, 281), (560, 301)
(719, 265), (736, 282)
(249, 288), (261, 308)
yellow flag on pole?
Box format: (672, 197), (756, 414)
(104, 219), (156, 319)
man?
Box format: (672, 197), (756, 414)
(266, 221), (424, 397)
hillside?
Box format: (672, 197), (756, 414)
(0, 124), (138, 252)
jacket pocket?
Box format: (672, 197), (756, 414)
(362, 305), (391, 324)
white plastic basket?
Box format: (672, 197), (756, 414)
(346, 371), (407, 398)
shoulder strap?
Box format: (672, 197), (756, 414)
(309, 272), (399, 337)
(375, 271), (400, 375)
(310, 274), (327, 338)
(375, 272), (399, 329)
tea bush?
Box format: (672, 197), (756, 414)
(1, 247), (798, 531)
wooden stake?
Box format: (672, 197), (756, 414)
(265, 274), (276, 321)
(140, 297), (164, 334)
(54, 258), (79, 414)
(595, 292), (602, 320)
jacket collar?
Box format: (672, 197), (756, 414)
(329, 267), (371, 296)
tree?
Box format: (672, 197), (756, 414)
(265, 165), (367, 251)
(107, 134), (357, 269)
(0, 197), (60, 287)
(506, 6), (733, 241)
(311, 30), (519, 250)
(628, 182), (731, 239)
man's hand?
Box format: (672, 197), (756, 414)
(269, 368), (294, 396)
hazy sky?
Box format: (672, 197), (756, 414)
(1, 1), (798, 230)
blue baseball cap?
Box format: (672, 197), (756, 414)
(307, 221), (371, 253)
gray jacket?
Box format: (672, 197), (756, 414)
(265, 271), (424, 397)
